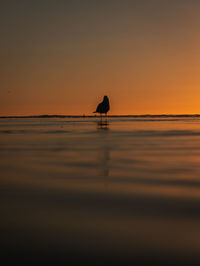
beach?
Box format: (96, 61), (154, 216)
(1, 116), (200, 263)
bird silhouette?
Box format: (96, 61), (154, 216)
(94, 96), (110, 116)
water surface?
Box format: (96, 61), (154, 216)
(1, 117), (200, 263)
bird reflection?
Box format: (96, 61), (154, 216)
(96, 120), (110, 187)
(97, 120), (109, 130)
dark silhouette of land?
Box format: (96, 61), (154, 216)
(1, 114), (200, 119)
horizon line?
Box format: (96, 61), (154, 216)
(1, 114), (200, 119)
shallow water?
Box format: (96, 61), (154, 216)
(1, 117), (200, 263)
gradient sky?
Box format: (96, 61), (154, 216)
(1, 0), (200, 115)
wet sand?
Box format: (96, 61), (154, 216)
(1, 117), (200, 264)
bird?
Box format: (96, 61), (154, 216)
(93, 95), (110, 116)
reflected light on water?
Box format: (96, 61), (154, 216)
(1, 117), (200, 263)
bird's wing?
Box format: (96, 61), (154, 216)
(96, 103), (102, 112)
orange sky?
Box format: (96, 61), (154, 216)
(1, 0), (200, 116)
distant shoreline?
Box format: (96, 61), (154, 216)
(1, 114), (200, 119)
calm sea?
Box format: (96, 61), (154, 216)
(1, 116), (200, 263)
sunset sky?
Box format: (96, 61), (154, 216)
(1, 0), (200, 115)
